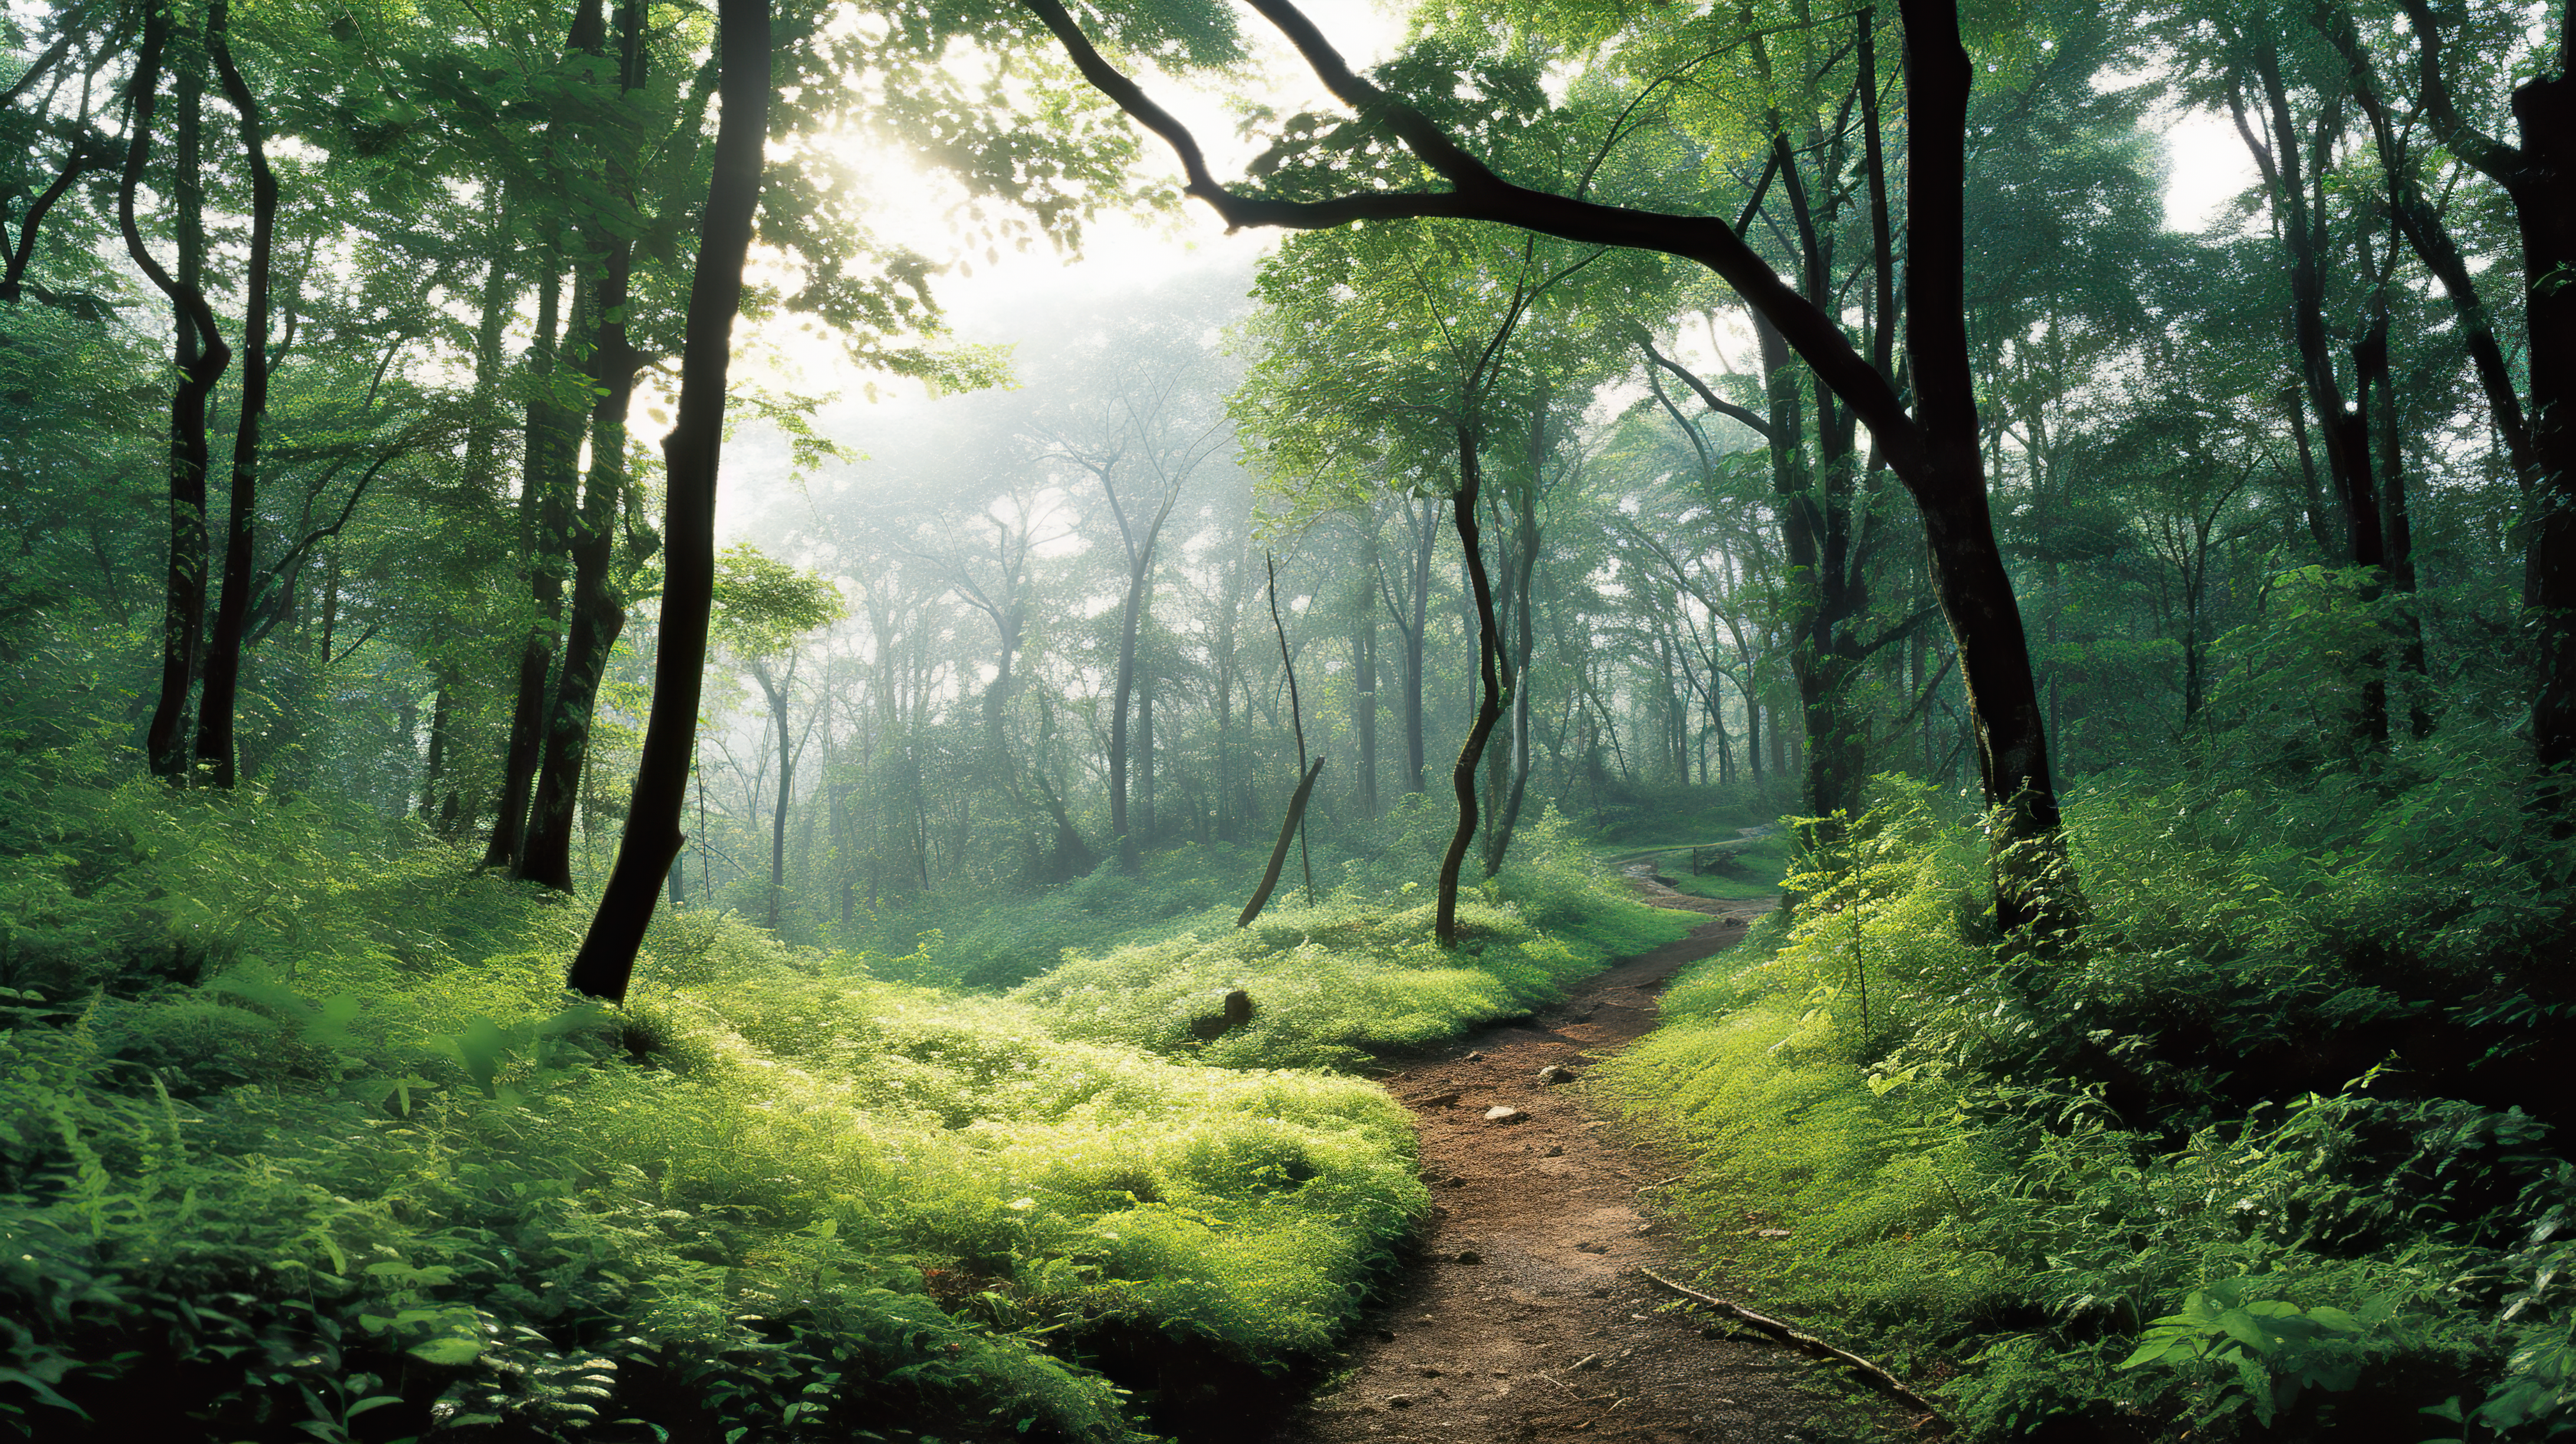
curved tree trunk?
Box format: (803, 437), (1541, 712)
(1437, 428), (1513, 947)
(121, 9), (231, 784)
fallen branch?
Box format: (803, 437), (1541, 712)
(1636, 1266), (1944, 1420)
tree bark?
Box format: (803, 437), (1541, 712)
(193, 0), (277, 789)
(1437, 427), (1512, 947)
(753, 656), (796, 929)
(1351, 545), (1381, 821)
(2238, 41), (2389, 749)
(568, 0), (771, 1002)
(120, 8), (230, 785)
(1900, 0), (2068, 934)
(2518, 61), (2576, 816)
(484, 265), (573, 867)
(1238, 757), (1325, 927)
(1483, 457), (1538, 875)
(1099, 471), (1176, 871)
(520, 0), (650, 892)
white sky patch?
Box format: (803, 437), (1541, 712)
(2158, 106), (2261, 232)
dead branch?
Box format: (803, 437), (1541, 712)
(1635, 1266), (1944, 1420)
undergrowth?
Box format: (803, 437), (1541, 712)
(1608, 759), (2576, 1442)
(0, 769), (1668, 1440)
(1010, 808), (1693, 1071)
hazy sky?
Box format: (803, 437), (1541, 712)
(723, 1), (2257, 540)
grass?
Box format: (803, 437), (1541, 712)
(1604, 767), (2575, 1441)
(0, 777), (1680, 1441)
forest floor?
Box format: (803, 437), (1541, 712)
(1266, 875), (1912, 1444)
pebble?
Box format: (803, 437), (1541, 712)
(1385, 1394), (1417, 1409)
(1537, 1064), (1578, 1084)
(1483, 1105), (1526, 1123)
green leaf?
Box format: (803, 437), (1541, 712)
(0, 1367), (90, 1417)
(407, 1335), (481, 1366)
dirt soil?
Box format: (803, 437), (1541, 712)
(1266, 877), (1911, 1444)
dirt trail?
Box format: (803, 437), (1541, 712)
(1270, 877), (1898, 1444)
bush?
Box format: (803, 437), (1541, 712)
(0, 786), (1431, 1442)
(1607, 766), (2576, 1441)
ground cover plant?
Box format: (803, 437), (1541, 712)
(0, 760), (1673, 1441)
(1606, 761), (2576, 1441)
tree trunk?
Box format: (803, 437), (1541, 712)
(1352, 546), (1380, 821)
(1437, 428), (1512, 947)
(758, 658), (795, 929)
(1484, 468), (1538, 875)
(1402, 497), (1435, 793)
(2242, 41), (2389, 750)
(2513, 61), (2576, 817)
(1901, 0), (2069, 935)
(121, 10), (229, 785)
(521, 0), (648, 891)
(567, 0), (770, 1002)
(420, 670), (455, 828)
(1238, 757), (1325, 927)
(193, 0), (277, 790)
(485, 266), (573, 867)
(1136, 660), (1156, 845)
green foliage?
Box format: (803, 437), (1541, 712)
(713, 543), (847, 655)
(1609, 766), (2576, 1440)
(1012, 806), (1688, 1070)
(0, 784), (1462, 1440)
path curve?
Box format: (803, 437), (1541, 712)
(1269, 878), (1884, 1444)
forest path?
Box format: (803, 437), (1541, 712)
(1268, 877), (1900, 1444)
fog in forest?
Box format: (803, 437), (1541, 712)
(5, 0), (2572, 1438)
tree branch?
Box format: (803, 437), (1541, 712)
(1013, 0), (1928, 490)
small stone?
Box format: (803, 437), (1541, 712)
(1483, 1105), (1526, 1124)
(1464, 1050), (1484, 1061)
(1385, 1394), (1417, 1409)
(1419, 1313), (1437, 1324)
(1451, 1249), (1484, 1265)
(1536, 1064), (1579, 1085)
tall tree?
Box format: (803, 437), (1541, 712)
(567, 0), (771, 1001)
(1027, 0), (2078, 931)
